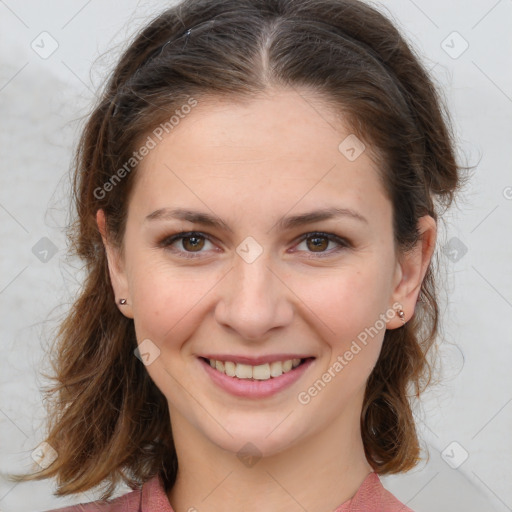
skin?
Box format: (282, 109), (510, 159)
(97, 87), (436, 512)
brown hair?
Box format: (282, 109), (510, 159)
(10, 0), (461, 499)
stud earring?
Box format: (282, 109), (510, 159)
(119, 299), (127, 305)
(397, 309), (405, 324)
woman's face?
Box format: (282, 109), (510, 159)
(101, 88), (427, 458)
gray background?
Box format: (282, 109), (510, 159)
(0, 0), (511, 511)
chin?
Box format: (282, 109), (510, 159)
(199, 415), (307, 459)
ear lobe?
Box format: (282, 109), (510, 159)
(96, 209), (133, 319)
(388, 215), (437, 328)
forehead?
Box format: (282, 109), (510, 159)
(129, 87), (390, 224)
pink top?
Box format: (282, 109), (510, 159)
(44, 471), (413, 512)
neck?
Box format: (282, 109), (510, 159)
(167, 404), (373, 512)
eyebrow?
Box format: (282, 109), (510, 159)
(145, 207), (368, 231)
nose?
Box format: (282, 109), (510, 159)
(214, 251), (294, 342)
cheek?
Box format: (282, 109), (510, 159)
(286, 259), (393, 379)
(128, 259), (220, 346)
(295, 275), (388, 407)
(292, 263), (391, 334)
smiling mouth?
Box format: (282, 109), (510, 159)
(199, 357), (313, 381)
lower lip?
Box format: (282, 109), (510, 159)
(199, 357), (315, 399)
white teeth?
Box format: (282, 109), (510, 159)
(252, 363), (270, 380)
(207, 358), (304, 380)
(282, 360), (293, 372)
(235, 363), (253, 379)
(269, 361), (283, 377)
(224, 361), (236, 377)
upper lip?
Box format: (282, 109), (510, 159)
(200, 354), (314, 365)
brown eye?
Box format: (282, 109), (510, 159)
(159, 231), (215, 259)
(181, 235), (205, 252)
(294, 232), (351, 258)
(306, 235), (329, 252)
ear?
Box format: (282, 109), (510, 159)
(388, 215), (437, 329)
(96, 209), (133, 319)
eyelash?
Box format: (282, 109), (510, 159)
(157, 231), (351, 259)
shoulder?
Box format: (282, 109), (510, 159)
(40, 488), (140, 512)
(39, 473), (173, 512)
(336, 472), (414, 512)
(40, 476), (161, 512)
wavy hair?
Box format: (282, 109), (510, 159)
(10, 0), (461, 499)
